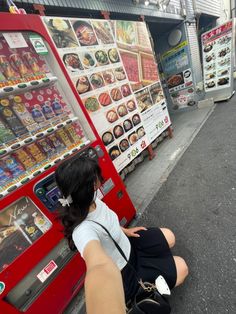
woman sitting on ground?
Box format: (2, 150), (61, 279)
(55, 156), (189, 305)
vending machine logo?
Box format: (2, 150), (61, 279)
(29, 35), (48, 55)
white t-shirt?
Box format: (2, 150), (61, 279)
(72, 198), (131, 270)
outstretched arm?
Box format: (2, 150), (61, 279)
(83, 240), (126, 314)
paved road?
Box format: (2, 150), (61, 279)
(139, 98), (236, 313)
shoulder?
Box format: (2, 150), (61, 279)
(72, 220), (96, 239)
(72, 221), (100, 257)
(95, 198), (108, 209)
(95, 198), (117, 216)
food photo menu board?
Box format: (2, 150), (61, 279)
(202, 20), (234, 100)
(43, 17), (150, 172)
(160, 40), (195, 110)
(112, 20), (171, 143)
(0, 31), (88, 194)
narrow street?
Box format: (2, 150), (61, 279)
(138, 96), (236, 313)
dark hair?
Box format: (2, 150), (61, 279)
(55, 156), (103, 251)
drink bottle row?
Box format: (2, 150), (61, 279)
(0, 94), (70, 148)
(0, 51), (46, 87)
(0, 121), (83, 193)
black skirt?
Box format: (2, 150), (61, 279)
(121, 228), (177, 302)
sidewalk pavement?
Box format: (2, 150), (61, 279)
(138, 96), (236, 313)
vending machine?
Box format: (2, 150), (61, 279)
(0, 13), (136, 314)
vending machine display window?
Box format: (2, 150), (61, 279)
(0, 197), (52, 272)
(0, 30), (92, 197)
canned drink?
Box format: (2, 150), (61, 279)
(10, 53), (31, 77)
(0, 54), (19, 80)
(13, 148), (36, 170)
(12, 96), (39, 132)
(52, 98), (63, 115)
(0, 162), (13, 190)
(0, 117), (16, 144)
(0, 99), (28, 137)
(31, 106), (46, 123)
(0, 70), (7, 87)
(26, 143), (46, 163)
(42, 101), (55, 120)
(22, 52), (40, 74)
(2, 155), (25, 177)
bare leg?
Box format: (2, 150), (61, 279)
(160, 229), (188, 286)
(160, 228), (176, 248)
(173, 256), (189, 287)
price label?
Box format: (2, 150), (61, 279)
(3, 32), (28, 48)
(127, 147), (139, 160)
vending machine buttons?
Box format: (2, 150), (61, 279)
(18, 84), (27, 88)
(34, 147), (99, 211)
(30, 81), (39, 86)
(7, 185), (17, 192)
(21, 178), (30, 184)
(3, 87), (13, 92)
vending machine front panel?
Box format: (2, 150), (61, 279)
(0, 13), (136, 314)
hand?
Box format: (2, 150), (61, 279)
(122, 226), (147, 238)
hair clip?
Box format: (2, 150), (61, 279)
(58, 195), (73, 207)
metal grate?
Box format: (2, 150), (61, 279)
(195, 0), (221, 17)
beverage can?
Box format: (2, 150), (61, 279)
(48, 133), (66, 154)
(0, 117), (16, 144)
(65, 124), (81, 144)
(37, 138), (57, 159)
(42, 101), (55, 120)
(26, 143), (46, 163)
(0, 162), (13, 189)
(0, 54), (20, 81)
(22, 52), (40, 74)
(0, 99), (28, 137)
(13, 148), (36, 170)
(52, 98), (63, 116)
(56, 129), (74, 148)
(12, 96), (39, 132)
(0, 70), (7, 87)
(10, 53), (32, 78)
(31, 105), (46, 123)
(2, 155), (25, 178)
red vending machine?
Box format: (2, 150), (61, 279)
(0, 13), (136, 314)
